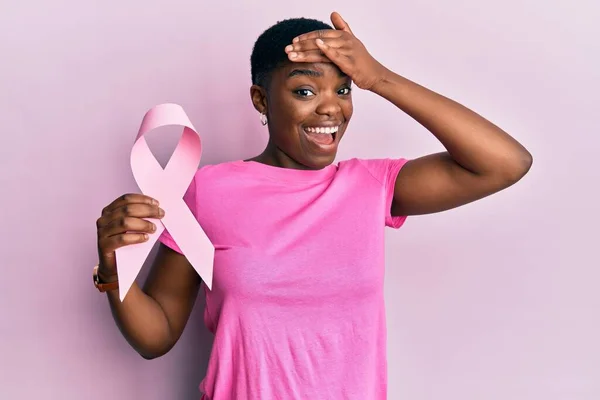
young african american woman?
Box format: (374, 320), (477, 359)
(94, 12), (532, 400)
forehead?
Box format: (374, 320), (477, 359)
(273, 61), (348, 82)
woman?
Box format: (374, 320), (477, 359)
(94, 12), (532, 400)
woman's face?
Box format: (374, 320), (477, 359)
(251, 62), (353, 170)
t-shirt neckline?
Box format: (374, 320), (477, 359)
(230, 160), (338, 183)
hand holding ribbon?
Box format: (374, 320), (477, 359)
(113, 103), (214, 301)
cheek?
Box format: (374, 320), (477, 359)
(271, 91), (299, 120)
(268, 98), (308, 145)
(274, 99), (312, 130)
(285, 98), (313, 122)
(343, 100), (353, 120)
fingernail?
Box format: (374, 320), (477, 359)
(316, 39), (325, 46)
(159, 208), (165, 217)
(151, 223), (156, 232)
(285, 45), (293, 52)
(293, 37), (299, 43)
(143, 234), (149, 240)
(289, 52), (297, 59)
(152, 199), (159, 205)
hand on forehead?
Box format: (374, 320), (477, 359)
(284, 12), (354, 65)
(293, 11), (354, 43)
(283, 11), (386, 91)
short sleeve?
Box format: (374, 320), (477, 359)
(157, 172), (198, 254)
(358, 158), (410, 229)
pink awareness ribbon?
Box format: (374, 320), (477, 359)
(115, 103), (214, 301)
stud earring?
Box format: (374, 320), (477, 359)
(260, 113), (268, 126)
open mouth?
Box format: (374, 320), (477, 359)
(303, 125), (339, 146)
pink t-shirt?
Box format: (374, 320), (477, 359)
(159, 157), (408, 400)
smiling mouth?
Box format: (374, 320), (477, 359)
(303, 125), (340, 146)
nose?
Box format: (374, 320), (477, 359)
(315, 92), (342, 118)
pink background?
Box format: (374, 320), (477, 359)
(1, 0), (598, 399)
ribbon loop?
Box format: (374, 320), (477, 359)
(115, 103), (214, 301)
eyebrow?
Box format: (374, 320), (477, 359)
(287, 68), (347, 79)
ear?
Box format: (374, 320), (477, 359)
(250, 84), (268, 114)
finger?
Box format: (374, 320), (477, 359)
(331, 12), (353, 34)
(99, 233), (150, 254)
(97, 203), (164, 229)
(101, 216), (157, 238)
(102, 193), (158, 216)
(288, 49), (332, 63)
(315, 38), (344, 62)
(286, 38), (346, 53)
(292, 29), (343, 44)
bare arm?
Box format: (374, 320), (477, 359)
(96, 194), (201, 359)
(103, 245), (201, 359)
(370, 71), (533, 216)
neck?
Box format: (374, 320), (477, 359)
(248, 140), (314, 170)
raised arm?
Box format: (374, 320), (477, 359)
(287, 12), (532, 216)
(370, 72), (532, 216)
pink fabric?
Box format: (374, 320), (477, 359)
(159, 158), (409, 400)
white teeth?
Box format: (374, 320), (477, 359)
(305, 126), (339, 134)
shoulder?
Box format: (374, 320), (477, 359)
(192, 160), (242, 182)
(186, 160), (253, 200)
(337, 157), (409, 185)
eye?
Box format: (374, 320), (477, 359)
(294, 88), (315, 97)
(338, 87), (352, 96)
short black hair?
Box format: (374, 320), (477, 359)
(250, 17), (333, 88)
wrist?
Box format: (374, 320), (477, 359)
(98, 269), (118, 284)
(93, 264), (119, 292)
(369, 66), (398, 93)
